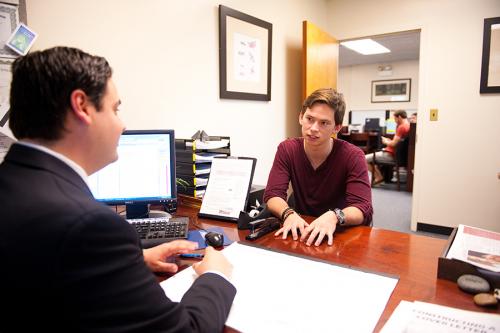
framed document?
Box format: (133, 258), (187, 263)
(198, 156), (256, 221)
(0, 3), (19, 58)
(6, 23), (37, 56)
(219, 5), (272, 101)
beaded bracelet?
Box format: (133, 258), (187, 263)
(280, 207), (294, 221)
(282, 209), (296, 222)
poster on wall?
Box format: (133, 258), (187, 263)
(0, 3), (19, 58)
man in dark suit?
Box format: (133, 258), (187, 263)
(0, 47), (236, 332)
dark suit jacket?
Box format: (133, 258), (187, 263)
(0, 144), (236, 332)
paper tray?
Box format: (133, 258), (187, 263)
(438, 228), (500, 288)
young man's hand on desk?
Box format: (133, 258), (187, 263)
(301, 212), (338, 246)
(277, 211), (338, 246)
(275, 213), (309, 241)
(275, 207), (365, 247)
(301, 207), (364, 246)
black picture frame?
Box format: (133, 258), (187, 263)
(219, 5), (272, 101)
(480, 17), (500, 94)
(371, 79), (411, 103)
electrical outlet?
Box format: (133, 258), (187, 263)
(430, 109), (438, 121)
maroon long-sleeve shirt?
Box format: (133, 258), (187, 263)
(263, 138), (373, 225)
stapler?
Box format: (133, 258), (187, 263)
(245, 217), (281, 241)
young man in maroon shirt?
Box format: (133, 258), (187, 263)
(263, 88), (373, 247)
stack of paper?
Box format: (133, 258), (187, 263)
(194, 152), (227, 163)
(193, 138), (229, 150)
(175, 136), (230, 200)
(194, 163), (211, 176)
(381, 301), (500, 333)
(446, 224), (500, 272)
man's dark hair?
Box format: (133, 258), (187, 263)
(301, 88), (346, 126)
(9, 46), (112, 140)
(393, 110), (407, 119)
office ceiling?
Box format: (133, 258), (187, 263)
(339, 30), (420, 67)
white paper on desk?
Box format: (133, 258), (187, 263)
(382, 300), (500, 333)
(161, 242), (398, 333)
(408, 301), (500, 333)
(446, 224), (500, 272)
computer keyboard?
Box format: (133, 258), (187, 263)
(127, 216), (189, 248)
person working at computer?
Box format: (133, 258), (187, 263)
(263, 88), (373, 247)
(409, 112), (417, 123)
(0, 47), (236, 332)
(365, 109), (410, 184)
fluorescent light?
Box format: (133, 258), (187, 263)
(340, 39), (390, 55)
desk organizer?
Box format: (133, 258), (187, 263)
(438, 228), (500, 288)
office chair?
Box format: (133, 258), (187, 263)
(370, 137), (409, 191)
(349, 132), (371, 153)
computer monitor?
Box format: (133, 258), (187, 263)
(364, 118), (381, 132)
(88, 129), (177, 219)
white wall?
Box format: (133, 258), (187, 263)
(25, 0), (328, 185)
(339, 60), (419, 122)
(328, 0), (500, 232)
(25, 0), (500, 232)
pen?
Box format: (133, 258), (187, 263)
(179, 253), (205, 259)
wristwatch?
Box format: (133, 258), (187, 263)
(333, 208), (346, 226)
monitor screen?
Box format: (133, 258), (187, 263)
(364, 118), (381, 131)
(88, 130), (177, 218)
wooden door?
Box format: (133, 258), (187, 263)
(302, 21), (339, 100)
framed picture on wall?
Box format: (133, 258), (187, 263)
(219, 5), (272, 101)
(0, 3), (20, 58)
(371, 78), (411, 103)
(480, 17), (500, 94)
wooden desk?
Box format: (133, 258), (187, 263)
(338, 131), (394, 154)
(175, 205), (499, 332)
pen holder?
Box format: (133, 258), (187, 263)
(237, 203), (272, 230)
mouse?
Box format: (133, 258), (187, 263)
(205, 231), (224, 247)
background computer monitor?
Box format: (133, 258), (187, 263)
(348, 110), (390, 129)
(364, 118), (382, 132)
(88, 129), (177, 219)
